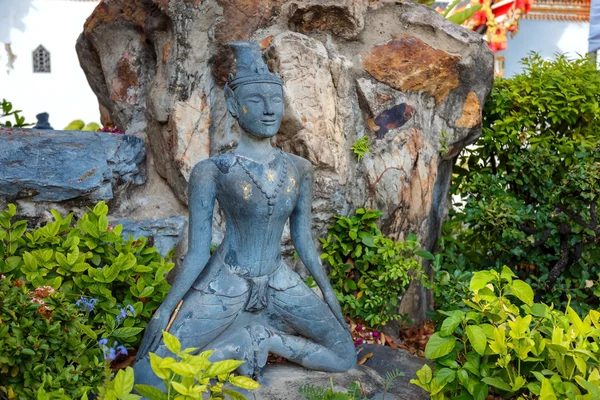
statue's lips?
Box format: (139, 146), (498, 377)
(261, 120), (278, 126)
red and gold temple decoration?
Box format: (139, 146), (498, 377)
(436, 0), (590, 52)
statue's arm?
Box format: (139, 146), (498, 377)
(159, 159), (216, 313)
(290, 162), (348, 329)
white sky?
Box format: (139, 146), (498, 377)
(0, 0), (101, 129)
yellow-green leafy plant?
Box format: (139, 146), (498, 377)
(64, 120), (101, 131)
(350, 136), (370, 162)
(134, 331), (260, 399)
(411, 267), (600, 399)
(96, 367), (140, 400)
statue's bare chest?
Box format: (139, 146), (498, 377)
(213, 154), (301, 220)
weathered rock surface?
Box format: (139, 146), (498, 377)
(76, 0), (494, 322)
(237, 346), (430, 400)
(358, 344), (431, 400)
(0, 128), (145, 202)
(244, 362), (385, 400)
(113, 216), (187, 256)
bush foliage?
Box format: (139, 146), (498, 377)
(442, 54), (600, 313)
(412, 267), (600, 399)
(0, 203), (174, 398)
(321, 208), (425, 327)
(0, 202), (173, 346)
(0, 276), (104, 398)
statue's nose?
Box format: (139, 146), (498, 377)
(263, 100), (274, 115)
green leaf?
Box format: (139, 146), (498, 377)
(10, 220), (27, 241)
(149, 354), (169, 380)
(425, 333), (456, 359)
(206, 359), (246, 377)
(416, 364), (433, 384)
(112, 327), (144, 339)
(358, 231), (375, 247)
(77, 322), (97, 340)
(4, 256), (21, 272)
(168, 362), (200, 377)
(170, 381), (189, 395)
(510, 280), (534, 306)
(540, 378), (557, 400)
(472, 382), (488, 400)
(481, 377), (512, 392)
(448, 4), (482, 24)
(466, 325), (487, 356)
(435, 368), (456, 387)
(133, 385), (168, 400)
(222, 389), (247, 400)
(162, 331), (181, 355)
(229, 375), (261, 390)
(113, 367), (135, 397)
(440, 310), (464, 337)
(470, 271), (495, 292)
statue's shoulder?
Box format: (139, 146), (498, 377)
(208, 151), (238, 174)
(189, 156), (228, 182)
(283, 151), (313, 176)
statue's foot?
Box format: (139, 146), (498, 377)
(245, 324), (278, 380)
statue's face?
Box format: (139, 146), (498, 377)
(233, 82), (284, 138)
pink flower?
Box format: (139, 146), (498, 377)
(32, 286), (55, 298)
(373, 331), (380, 339)
(0, 275), (5, 279)
(355, 325), (363, 332)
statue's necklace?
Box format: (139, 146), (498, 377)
(236, 149), (288, 215)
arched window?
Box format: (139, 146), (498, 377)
(33, 45), (51, 73)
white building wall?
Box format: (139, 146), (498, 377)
(0, 0), (100, 129)
(498, 19), (590, 77)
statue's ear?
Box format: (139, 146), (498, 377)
(224, 84), (238, 119)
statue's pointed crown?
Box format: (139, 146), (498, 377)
(226, 41), (283, 91)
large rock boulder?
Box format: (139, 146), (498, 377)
(76, 0), (494, 322)
(0, 128), (145, 202)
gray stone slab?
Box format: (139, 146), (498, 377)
(0, 128), (145, 202)
(239, 362), (385, 400)
(357, 344), (431, 400)
(114, 216), (187, 257)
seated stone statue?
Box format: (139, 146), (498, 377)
(133, 41), (356, 387)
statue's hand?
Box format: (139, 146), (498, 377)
(135, 307), (171, 361)
(322, 288), (350, 334)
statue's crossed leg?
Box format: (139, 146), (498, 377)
(133, 265), (355, 388)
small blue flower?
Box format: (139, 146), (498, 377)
(106, 347), (117, 362)
(75, 297), (98, 313)
(98, 338), (108, 347)
(116, 345), (128, 356)
(115, 304), (136, 324)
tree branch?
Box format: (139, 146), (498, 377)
(548, 236), (569, 282)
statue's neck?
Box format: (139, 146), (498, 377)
(236, 133), (275, 163)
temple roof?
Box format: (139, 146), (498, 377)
(523, 0), (590, 21)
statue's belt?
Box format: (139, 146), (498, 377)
(194, 252), (303, 311)
(244, 274), (270, 312)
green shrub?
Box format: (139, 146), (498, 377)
(0, 99), (31, 128)
(425, 230), (473, 313)
(411, 267), (600, 399)
(134, 331), (260, 399)
(0, 202), (174, 346)
(0, 276), (104, 398)
(321, 208), (426, 328)
(447, 54), (600, 313)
